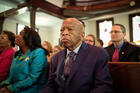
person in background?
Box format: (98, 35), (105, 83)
(13, 45), (19, 52)
(40, 18), (112, 93)
(42, 41), (53, 62)
(85, 34), (95, 45)
(0, 26), (47, 93)
(96, 38), (104, 47)
(53, 45), (64, 55)
(108, 40), (113, 46)
(129, 41), (136, 46)
(0, 31), (15, 82)
(105, 24), (140, 62)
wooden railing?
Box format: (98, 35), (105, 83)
(108, 62), (140, 93)
(47, 62), (140, 93)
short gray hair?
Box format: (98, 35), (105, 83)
(113, 24), (126, 33)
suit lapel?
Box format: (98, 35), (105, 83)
(54, 49), (66, 88)
(119, 42), (127, 61)
(57, 49), (67, 74)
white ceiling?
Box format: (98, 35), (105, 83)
(1, 0), (140, 28)
(0, 0), (63, 28)
(8, 11), (63, 27)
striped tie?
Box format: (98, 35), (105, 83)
(64, 51), (76, 78)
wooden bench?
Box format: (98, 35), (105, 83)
(108, 62), (140, 93)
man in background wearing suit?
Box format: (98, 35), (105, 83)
(40, 18), (112, 93)
(105, 24), (140, 62)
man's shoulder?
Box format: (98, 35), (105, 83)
(51, 49), (65, 59)
(123, 42), (140, 50)
(85, 44), (107, 54)
(104, 44), (114, 50)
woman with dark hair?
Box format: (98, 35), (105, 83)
(0, 27), (48, 93)
(96, 38), (104, 47)
(0, 31), (15, 82)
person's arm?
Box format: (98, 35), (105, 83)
(90, 50), (112, 93)
(0, 51), (14, 82)
(7, 49), (47, 92)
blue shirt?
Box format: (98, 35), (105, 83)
(113, 42), (124, 52)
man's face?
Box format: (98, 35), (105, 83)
(85, 36), (94, 45)
(110, 25), (126, 43)
(60, 18), (84, 50)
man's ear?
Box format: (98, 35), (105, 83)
(124, 32), (126, 37)
(81, 31), (85, 39)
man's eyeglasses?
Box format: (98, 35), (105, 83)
(0, 36), (8, 40)
(110, 30), (122, 34)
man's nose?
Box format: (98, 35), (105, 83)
(61, 29), (69, 36)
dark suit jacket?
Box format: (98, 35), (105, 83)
(105, 42), (140, 62)
(40, 42), (112, 93)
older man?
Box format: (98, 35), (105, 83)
(105, 24), (140, 62)
(40, 18), (112, 93)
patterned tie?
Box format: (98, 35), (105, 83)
(112, 47), (119, 62)
(64, 51), (76, 78)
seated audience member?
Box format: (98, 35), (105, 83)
(129, 41), (136, 46)
(85, 34), (95, 45)
(108, 40), (113, 46)
(42, 41), (53, 62)
(0, 31), (15, 82)
(12, 45), (19, 52)
(53, 45), (64, 55)
(40, 18), (112, 93)
(96, 38), (104, 47)
(105, 24), (140, 62)
(0, 26), (47, 93)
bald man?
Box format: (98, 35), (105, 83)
(40, 18), (112, 93)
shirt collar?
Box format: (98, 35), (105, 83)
(113, 42), (124, 51)
(66, 43), (82, 56)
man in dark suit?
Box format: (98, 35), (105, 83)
(105, 24), (140, 62)
(40, 18), (112, 93)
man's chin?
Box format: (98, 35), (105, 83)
(62, 42), (70, 48)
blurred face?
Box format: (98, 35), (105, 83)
(0, 33), (11, 48)
(110, 25), (126, 43)
(60, 18), (84, 50)
(96, 41), (102, 47)
(14, 30), (25, 47)
(42, 42), (48, 49)
(85, 36), (94, 45)
(53, 47), (60, 54)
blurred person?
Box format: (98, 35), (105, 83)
(12, 45), (19, 52)
(96, 38), (104, 47)
(85, 34), (95, 45)
(108, 40), (112, 46)
(105, 24), (140, 62)
(53, 45), (64, 55)
(129, 42), (136, 46)
(0, 26), (47, 93)
(40, 18), (112, 93)
(42, 41), (53, 62)
(0, 31), (15, 82)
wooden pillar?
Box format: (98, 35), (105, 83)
(30, 7), (37, 30)
(0, 17), (4, 34)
